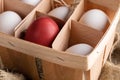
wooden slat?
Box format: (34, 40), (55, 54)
(35, 0), (51, 13)
(0, 47), (40, 80)
(4, 0), (34, 18)
(70, 20), (103, 47)
(0, 0), (4, 13)
(88, 0), (120, 11)
(90, 47), (104, 80)
(52, 0), (85, 50)
(42, 61), (83, 80)
(0, 32), (88, 70)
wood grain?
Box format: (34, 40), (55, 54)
(0, 0), (120, 80)
(0, 46), (40, 80)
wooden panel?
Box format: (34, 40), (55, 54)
(0, 46), (14, 69)
(102, 29), (115, 65)
(64, 0), (74, 5)
(70, 20), (103, 47)
(52, 0), (85, 51)
(36, 0), (51, 13)
(42, 61), (83, 80)
(0, 32), (88, 70)
(85, 1), (116, 22)
(88, 0), (119, 10)
(0, 0), (3, 13)
(4, 0), (34, 18)
(90, 47), (104, 80)
(0, 46), (40, 80)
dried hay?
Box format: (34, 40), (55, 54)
(99, 49), (120, 80)
(99, 61), (120, 80)
(99, 20), (120, 80)
(0, 57), (25, 80)
(0, 70), (25, 80)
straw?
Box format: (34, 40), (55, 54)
(99, 61), (120, 80)
(99, 32), (120, 80)
(0, 57), (25, 80)
(0, 70), (25, 80)
(50, 0), (80, 21)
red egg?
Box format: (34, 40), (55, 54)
(25, 17), (59, 47)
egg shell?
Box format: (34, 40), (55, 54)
(48, 6), (70, 21)
(0, 11), (22, 35)
(66, 43), (93, 56)
(25, 17), (60, 47)
(21, 0), (41, 6)
(79, 9), (108, 31)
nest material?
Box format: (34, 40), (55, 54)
(0, 57), (25, 80)
(99, 48), (120, 80)
(99, 20), (120, 80)
(51, 0), (80, 8)
(99, 61), (120, 80)
(0, 70), (25, 80)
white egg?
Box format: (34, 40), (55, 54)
(79, 9), (108, 31)
(0, 11), (22, 35)
(66, 43), (93, 56)
(48, 6), (70, 21)
(21, 0), (41, 6)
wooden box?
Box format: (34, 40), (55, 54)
(0, 0), (120, 80)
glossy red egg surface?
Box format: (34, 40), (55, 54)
(25, 17), (59, 47)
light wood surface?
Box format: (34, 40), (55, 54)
(0, 46), (40, 80)
(42, 60), (84, 80)
(88, 0), (119, 11)
(0, 0), (3, 13)
(0, 0), (120, 80)
(4, 0), (34, 18)
(0, 0), (119, 71)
